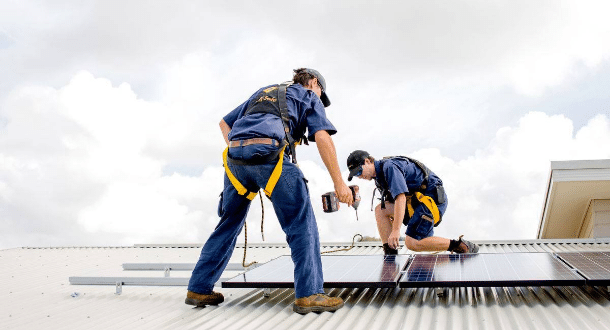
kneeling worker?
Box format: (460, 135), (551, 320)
(347, 150), (479, 255)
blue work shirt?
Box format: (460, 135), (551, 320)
(374, 158), (443, 200)
(223, 84), (337, 145)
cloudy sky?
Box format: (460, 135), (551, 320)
(1, 1), (610, 249)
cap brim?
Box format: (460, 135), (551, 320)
(320, 92), (331, 107)
(347, 167), (360, 181)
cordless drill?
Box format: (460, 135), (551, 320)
(321, 185), (361, 220)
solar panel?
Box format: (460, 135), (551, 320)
(222, 254), (410, 288)
(399, 253), (585, 288)
(556, 252), (610, 285)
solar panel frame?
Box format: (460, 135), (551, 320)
(222, 254), (410, 289)
(399, 252), (586, 288)
(556, 251), (610, 286)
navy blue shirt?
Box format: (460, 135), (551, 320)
(374, 158), (443, 200)
(223, 84), (336, 143)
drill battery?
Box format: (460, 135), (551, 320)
(322, 191), (340, 213)
(322, 185), (361, 213)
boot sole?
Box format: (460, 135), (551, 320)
(293, 301), (344, 314)
(185, 298), (222, 307)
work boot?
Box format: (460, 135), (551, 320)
(450, 235), (479, 254)
(293, 293), (344, 314)
(185, 290), (224, 307)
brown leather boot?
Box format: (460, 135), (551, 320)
(185, 290), (224, 307)
(293, 293), (344, 314)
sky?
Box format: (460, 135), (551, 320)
(1, 0), (610, 249)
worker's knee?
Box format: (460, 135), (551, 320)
(375, 203), (393, 220)
(404, 236), (423, 251)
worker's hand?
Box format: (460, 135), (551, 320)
(388, 229), (401, 250)
(335, 182), (353, 207)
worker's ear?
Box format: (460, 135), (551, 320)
(306, 78), (318, 90)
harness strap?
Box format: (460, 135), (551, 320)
(222, 145), (287, 200)
(223, 147), (258, 200)
(405, 192), (441, 226)
(263, 145), (286, 197)
(242, 82), (301, 164)
(278, 82), (298, 164)
(382, 156), (430, 191)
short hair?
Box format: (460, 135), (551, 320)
(366, 155), (376, 162)
(293, 68), (316, 87)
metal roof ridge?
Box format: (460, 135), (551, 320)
(12, 237), (610, 250)
(475, 237), (610, 244)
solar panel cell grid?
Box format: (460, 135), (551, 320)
(223, 252), (592, 289)
(556, 252), (610, 285)
(222, 255), (410, 288)
(400, 253), (585, 287)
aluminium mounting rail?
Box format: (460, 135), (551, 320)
(69, 262), (251, 294)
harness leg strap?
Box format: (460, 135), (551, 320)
(222, 146), (287, 200)
(263, 145), (287, 197)
(222, 147), (257, 200)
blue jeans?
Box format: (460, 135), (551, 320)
(187, 145), (324, 298)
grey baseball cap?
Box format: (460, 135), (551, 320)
(304, 68), (331, 107)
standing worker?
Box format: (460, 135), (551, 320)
(186, 68), (353, 314)
(347, 150), (479, 255)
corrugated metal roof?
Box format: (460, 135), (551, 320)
(3, 239), (610, 330)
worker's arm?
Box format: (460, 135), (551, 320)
(314, 130), (353, 206)
(219, 119), (231, 145)
(388, 193), (406, 249)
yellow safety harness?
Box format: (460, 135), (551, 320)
(406, 192), (441, 226)
(222, 144), (287, 200)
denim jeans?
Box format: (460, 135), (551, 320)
(187, 145), (324, 298)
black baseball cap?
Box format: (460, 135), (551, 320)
(304, 68), (331, 107)
(347, 150), (370, 181)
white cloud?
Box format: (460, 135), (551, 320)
(1, 65), (609, 249)
(0, 70), (218, 247)
(4, 1), (610, 99)
(408, 112), (610, 240)
(2, 1), (610, 248)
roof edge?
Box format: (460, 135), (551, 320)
(551, 159), (610, 170)
(13, 238), (610, 250)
